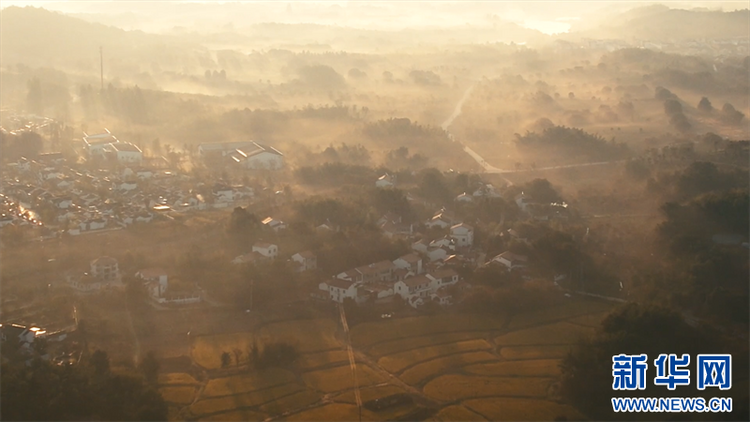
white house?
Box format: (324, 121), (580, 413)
(320, 279), (359, 303)
(473, 184), (502, 198)
(291, 251), (317, 272)
(411, 239), (430, 254)
(91, 256), (120, 283)
(426, 268), (459, 290)
(450, 223), (474, 247)
(252, 242), (278, 259)
(375, 173), (395, 188)
(515, 193), (532, 212)
(105, 142), (142, 163)
(424, 210), (456, 229)
(489, 251), (529, 271)
(262, 217), (286, 231)
(136, 268), (169, 299)
(425, 247), (449, 262)
(198, 141), (258, 156)
(455, 192), (473, 203)
(393, 253), (423, 275)
(394, 275), (432, 299)
(229, 142), (284, 170)
(83, 130), (119, 155)
(213, 185), (234, 203)
(429, 237), (456, 251)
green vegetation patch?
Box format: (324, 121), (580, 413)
(432, 405), (487, 421)
(495, 322), (593, 346)
(259, 389), (323, 416)
(499, 345), (573, 360)
(296, 350), (351, 371)
(257, 319), (341, 353)
(464, 359), (562, 377)
(507, 300), (613, 330)
(378, 339), (493, 374)
(192, 332), (254, 370)
(463, 398), (584, 421)
(301, 364), (388, 393)
(351, 314), (507, 348)
(159, 372), (199, 386)
(160, 386), (198, 405)
(367, 331), (488, 357)
(202, 368), (297, 397)
(423, 375), (552, 402)
(190, 383), (304, 416)
(399, 351), (498, 385)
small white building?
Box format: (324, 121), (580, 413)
(229, 142), (284, 170)
(291, 251), (317, 272)
(393, 253), (423, 275)
(91, 256), (120, 283)
(137, 268), (169, 298)
(83, 130), (119, 155)
(375, 173), (395, 188)
(252, 242), (278, 259)
(450, 223), (474, 247)
(319, 279), (359, 303)
(489, 251), (528, 271)
(105, 142), (143, 163)
(262, 217), (286, 231)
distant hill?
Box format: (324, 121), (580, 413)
(0, 6), (191, 72)
(572, 5), (750, 41)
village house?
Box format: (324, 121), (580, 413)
(228, 142), (285, 170)
(336, 260), (395, 284)
(393, 253), (423, 275)
(375, 173), (395, 188)
(515, 193), (533, 212)
(83, 129), (120, 156)
(488, 251), (529, 272)
(104, 142), (143, 163)
(262, 217), (286, 231)
(136, 268), (201, 305)
(319, 278), (359, 303)
(450, 223), (474, 247)
(291, 251), (317, 272)
(424, 209), (457, 229)
(253, 242), (278, 259)
(455, 192), (473, 203)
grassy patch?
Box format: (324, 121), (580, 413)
(507, 300), (613, 330)
(257, 319), (341, 354)
(159, 372), (199, 386)
(191, 332), (254, 370)
(202, 368), (297, 397)
(296, 350), (351, 371)
(399, 351), (498, 385)
(351, 314), (507, 348)
(259, 390), (323, 416)
(464, 398), (584, 421)
(197, 409), (267, 421)
(499, 345), (573, 360)
(423, 375), (552, 401)
(333, 384), (408, 404)
(378, 339), (492, 374)
(432, 405), (487, 421)
(367, 332), (488, 357)
(190, 383), (304, 416)
(301, 364), (389, 393)
(160, 386), (197, 405)
(464, 359), (562, 377)
(495, 322), (593, 346)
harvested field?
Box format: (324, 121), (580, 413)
(567, 311), (610, 327)
(432, 405), (487, 421)
(159, 372), (199, 386)
(399, 351), (498, 385)
(423, 375), (552, 401)
(351, 314), (507, 348)
(367, 331), (488, 357)
(506, 300), (613, 330)
(464, 359), (562, 377)
(333, 384), (408, 404)
(202, 369), (297, 397)
(464, 398), (584, 421)
(160, 386), (198, 405)
(301, 364), (388, 393)
(378, 339), (492, 373)
(191, 332), (254, 370)
(495, 322), (593, 346)
(257, 319), (341, 353)
(296, 350), (351, 371)
(499, 345), (573, 360)
(259, 390), (323, 416)
(197, 409), (267, 421)
(284, 403), (368, 421)
(189, 383), (304, 416)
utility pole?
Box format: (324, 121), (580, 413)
(100, 46), (104, 92)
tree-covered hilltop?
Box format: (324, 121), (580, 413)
(514, 126), (630, 162)
(1, 350), (167, 421)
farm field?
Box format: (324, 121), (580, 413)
(160, 386), (198, 405)
(202, 368), (297, 397)
(378, 338), (493, 373)
(463, 398), (584, 421)
(423, 375), (553, 401)
(301, 363), (389, 393)
(430, 405), (488, 421)
(399, 351), (498, 385)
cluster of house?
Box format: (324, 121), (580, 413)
(65, 256), (124, 293)
(231, 241), (318, 273)
(0, 322), (68, 363)
(316, 253), (464, 308)
(83, 129), (143, 164)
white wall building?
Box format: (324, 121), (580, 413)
(450, 223), (474, 247)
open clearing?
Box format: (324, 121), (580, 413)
(333, 384), (408, 404)
(506, 300), (613, 330)
(463, 398), (584, 421)
(159, 372), (199, 386)
(189, 383), (305, 416)
(464, 359), (562, 377)
(256, 318), (341, 353)
(191, 332), (254, 370)
(378, 339), (493, 373)
(423, 375), (553, 402)
(367, 331), (488, 357)
(160, 386), (198, 405)
(301, 364), (389, 393)
(295, 349), (351, 371)
(495, 321), (594, 346)
(259, 390), (323, 416)
(399, 351), (499, 385)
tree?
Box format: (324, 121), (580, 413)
(697, 96), (713, 113)
(721, 103), (745, 125)
(90, 349), (110, 376)
(221, 351), (231, 368)
(139, 351), (160, 385)
(233, 348), (243, 366)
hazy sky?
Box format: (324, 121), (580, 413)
(1, 1), (747, 34)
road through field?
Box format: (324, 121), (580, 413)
(442, 84), (626, 177)
(338, 304), (363, 420)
